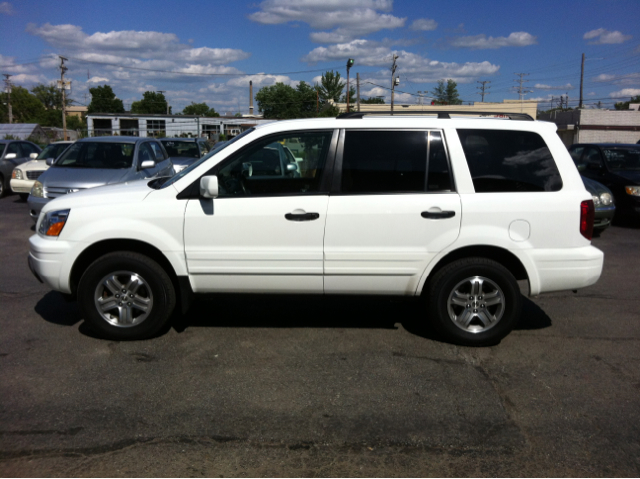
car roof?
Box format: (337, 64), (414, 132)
(573, 143), (640, 148)
(159, 137), (203, 142)
(76, 136), (150, 144)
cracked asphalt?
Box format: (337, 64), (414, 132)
(1, 193), (639, 477)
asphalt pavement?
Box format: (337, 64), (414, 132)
(1, 193), (639, 477)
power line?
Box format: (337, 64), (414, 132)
(477, 81), (491, 102)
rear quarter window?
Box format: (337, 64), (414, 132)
(457, 129), (562, 192)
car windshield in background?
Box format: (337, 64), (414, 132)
(55, 142), (135, 169)
(161, 140), (200, 158)
(37, 143), (70, 160)
(602, 147), (640, 170)
(155, 128), (255, 189)
(0, 143), (5, 157)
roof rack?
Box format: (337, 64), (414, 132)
(336, 110), (534, 121)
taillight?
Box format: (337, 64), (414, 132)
(580, 200), (595, 240)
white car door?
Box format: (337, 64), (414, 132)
(184, 130), (337, 294)
(324, 129), (462, 295)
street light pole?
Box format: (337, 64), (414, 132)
(346, 58), (354, 113)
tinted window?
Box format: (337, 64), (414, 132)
(0, 143), (5, 157)
(602, 146), (640, 171)
(427, 131), (452, 192)
(6, 143), (21, 157)
(217, 131), (332, 197)
(342, 131), (427, 193)
(56, 142), (135, 169)
(37, 143), (70, 160)
(21, 142), (40, 155)
(149, 142), (166, 160)
(458, 129), (562, 192)
(569, 146), (584, 162)
(161, 140), (199, 158)
(583, 147), (602, 168)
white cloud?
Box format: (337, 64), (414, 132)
(250, 0), (405, 42)
(609, 88), (640, 98)
(0, 54), (37, 74)
(87, 76), (109, 83)
(584, 28), (631, 44)
(534, 83), (574, 90)
(0, 1), (13, 14)
(227, 74), (294, 88)
(593, 72), (640, 85)
(409, 18), (437, 31)
(448, 31), (537, 49)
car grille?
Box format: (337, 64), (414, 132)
(44, 186), (83, 199)
(26, 170), (45, 180)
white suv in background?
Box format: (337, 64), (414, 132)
(28, 112), (603, 345)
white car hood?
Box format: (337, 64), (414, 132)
(41, 179), (156, 214)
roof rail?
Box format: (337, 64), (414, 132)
(336, 110), (535, 121)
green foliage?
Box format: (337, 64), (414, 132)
(87, 85), (124, 114)
(182, 102), (219, 117)
(255, 81), (318, 119)
(614, 95), (640, 110)
(31, 83), (66, 110)
(66, 115), (87, 131)
(340, 86), (356, 105)
(431, 79), (462, 105)
(0, 86), (45, 123)
(3, 134), (18, 140)
(361, 97), (385, 104)
(317, 70), (345, 103)
(131, 91), (171, 115)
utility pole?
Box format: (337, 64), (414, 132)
(476, 81), (491, 102)
(316, 89), (319, 115)
(356, 72), (360, 112)
(346, 58), (354, 113)
(58, 56), (69, 140)
(390, 54), (399, 115)
(417, 91), (424, 107)
(579, 53), (585, 109)
(2, 74), (12, 124)
(514, 73), (532, 112)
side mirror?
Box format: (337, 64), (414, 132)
(576, 163), (586, 172)
(286, 163), (299, 172)
(30, 153), (39, 159)
(4, 153), (16, 160)
(46, 157), (55, 166)
(140, 160), (156, 169)
(200, 175), (219, 198)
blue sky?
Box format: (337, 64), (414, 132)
(2, 0), (639, 114)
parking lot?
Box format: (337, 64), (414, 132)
(1, 193), (639, 477)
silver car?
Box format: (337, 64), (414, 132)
(28, 136), (173, 222)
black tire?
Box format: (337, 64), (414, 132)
(77, 251), (176, 340)
(426, 257), (521, 346)
(0, 175), (5, 198)
(19, 193), (29, 202)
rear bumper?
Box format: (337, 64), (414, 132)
(528, 246), (604, 295)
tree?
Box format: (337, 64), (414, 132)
(361, 97), (385, 104)
(31, 83), (66, 110)
(87, 85), (124, 114)
(340, 86), (356, 104)
(182, 102), (219, 117)
(431, 79), (461, 105)
(255, 81), (317, 119)
(130, 91), (170, 114)
(0, 86), (45, 123)
(614, 95), (640, 110)
(317, 70), (345, 103)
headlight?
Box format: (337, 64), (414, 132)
(625, 186), (640, 196)
(600, 192), (613, 206)
(591, 195), (601, 207)
(38, 209), (70, 237)
(31, 180), (44, 198)
(12, 169), (23, 180)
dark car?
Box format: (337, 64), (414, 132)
(0, 140), (41, 197)
(582, 176), (615, 234)
(159, 138), (210, 173)
(569, 143), (640, 218)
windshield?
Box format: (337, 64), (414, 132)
(55, 142), (135, 169)
(161, 140), (200, 158)
(602, 147), (640, 171)
(37, 143), (70, 161)
(156, 128), (256, 189)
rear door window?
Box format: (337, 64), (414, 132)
(457, 129), (562, 192)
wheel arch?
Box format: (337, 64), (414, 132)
(418, 245), (530, 295)
(69, 238), (193, 313)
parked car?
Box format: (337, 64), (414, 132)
(28, 136), (173, 222)
(569, 143), (640, 219)
(28, 112), (603, 346)
(159, 138), (210, 173)
(11, 141), (73, 201)
(0, 140), (41, 198)
(581, 176), (615, 234)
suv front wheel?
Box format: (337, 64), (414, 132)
(77, 251), (176, 340)
(426, 258), (522, 346)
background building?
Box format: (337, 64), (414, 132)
(538, 109), (640, 146)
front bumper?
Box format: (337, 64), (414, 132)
(28, 233), (73, 293)
(10, 178), (34, 194)
(594, 205), (615, 229)
(27, 195), (50, 222)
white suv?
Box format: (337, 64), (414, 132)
(28, 112), (604, 345)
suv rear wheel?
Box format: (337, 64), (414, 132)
(77, 251), (176, 340)
(426, 258), (521, 346)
